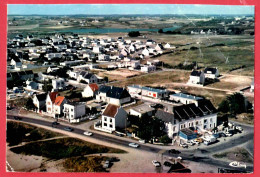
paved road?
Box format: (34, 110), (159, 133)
(6, 114), (253, 172)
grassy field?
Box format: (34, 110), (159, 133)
(110, 70), (190, 87)
(213, 147), (253, 163)
(152, 34), (254, 76)
(63, 156), (107, 172)
(7, 121), (62, 146)
(10, 137), (126, 159)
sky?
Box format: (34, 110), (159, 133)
(8, 4), (254, 15)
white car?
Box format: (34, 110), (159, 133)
(186, 141), (195, 146)
(225, 132), (233, 137)
(138, 139), (145, 144)
(128, 143), (140, 148)
(83, 131), (93, 136)
(179, 143), (188, 148)
(152, 160), (161, 167)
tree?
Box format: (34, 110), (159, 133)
(218, 92), (248, 115)
(128, 31), (140, 37)
(218, 99), (229, 113)
(43, 80), (53, 92)
(25, 98), (37, 111)
(158, 29), (163, 33)
(160, 135), (171, 144)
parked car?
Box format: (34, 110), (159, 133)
(128, 143), (139, 148)
(52, 121), (60, 126)
(138, 139), (146, 144)
(225, 132), (233, 137)
(163, 161), (172, 167)
(152, 160), (161, 167)
(14, 116), (22, 120)
(179, 143), (188, 148)
(103, 160), (110, 168)
(218, 132), (227, 137)
(168, 149), (181, 154)
(83, 131), (93, 136)
(195, 138), (204, 143)
(64, 127), (74, 132)
(236, 126), (243, 132)
(186, 141), (195, 146)
(191, 140), (200, 145)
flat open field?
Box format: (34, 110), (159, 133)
(110, 70), (190, 88)
(150, 34), (254, 76)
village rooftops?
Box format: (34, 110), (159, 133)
(49, 92), (58, 103)
(99, 85), (130, 99)
(65, 102), (85, 106)
(173, 99), (217, 121)
(103, 104), (120, 118)
(35, 93), (47, 101)
(155, 110), (175, 124)
(190, 70), (203, 76)
(204, 67), (218, 74)
(89, 83), (99, 92)
(54, 96), (65, 106)
(180, 128), (196, 136)
(131, 104), (154, 114)
(128, 85), (167, 93)
(170, 93), (203, 101)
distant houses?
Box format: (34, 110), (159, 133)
(96, 85), (131, 106)
(204, 67), (219, 79)
(127, 85), (169, 99)
(187, 70), (205, 85)
(82, 83), (99, 98)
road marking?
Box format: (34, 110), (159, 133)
(6, 161), (15, 172)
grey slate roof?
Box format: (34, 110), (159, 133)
(155, 110), (175, 123)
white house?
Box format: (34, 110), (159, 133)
(250, 79), (254, 92)
(47, 66), (59, 73)
(77, 71), (98, 84)
(96, 85), (131, 106)
(141, 65), (156, 73)
(33, 93), (47, 113)
(52, 78), (66, 90)
(63, 102), (86, 122)
(82, 83), (99, 98)
(169, 93), (203, 106)
(46, 92), (59, 114)
(127, 85), (169, 99)
(10, 57), (22, 69)
(142, 48), (150, 56)
(155, 99), (217, 139)
(45, 53), (62, 60)
(52, 96), (67, 118)
(67, 70), (80, 80)
(188, 70), (205, 85)
(101, 104), (128, 132)
(204, 67), (219, 79)
(129, 104), (154, 117)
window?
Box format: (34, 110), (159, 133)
(210, 118), (213, 122)
(204, 119), (208, 123)
(204, 125), (207, 129)
(71, 109), (73, 112)
(173, 126), (176, 131)
(110, 119), (113, 123)
(110, 124), (113, 128)
(196, 121), (198, 125)
(48, 102), (51, 105)
(71, 115), (73, 118)
(104, 123), (107, 127)
(104, 117), (107, 121)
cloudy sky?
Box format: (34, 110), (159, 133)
(8, 4), (254, 15)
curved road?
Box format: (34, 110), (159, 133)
(6, 115), (253, 173)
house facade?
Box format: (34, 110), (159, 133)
(96, 85), (131, 106)
(127, 85), (169, 99)
(188, 70), (205, 85)
(82, 83), (99, 98)
(33, 93), (47, 113)
(63, 102), (86, 122)
(169, 93), (203, 106)
(204, 67), (219, 79)
(101, 104), (128, 132)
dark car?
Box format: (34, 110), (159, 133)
(168, 149), (181, 154)
(52, 121), (60, 127)
(164, 161), (172, 167)
(14, 116), (22, 120)
(64, 127), (74, 132)
(52, 121), (60, 125)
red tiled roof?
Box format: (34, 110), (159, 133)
(89, 83), (99, 92)
(54, 96), (65, 106)
(49, 92), (58, 103)
(102, 104), (120, 118)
